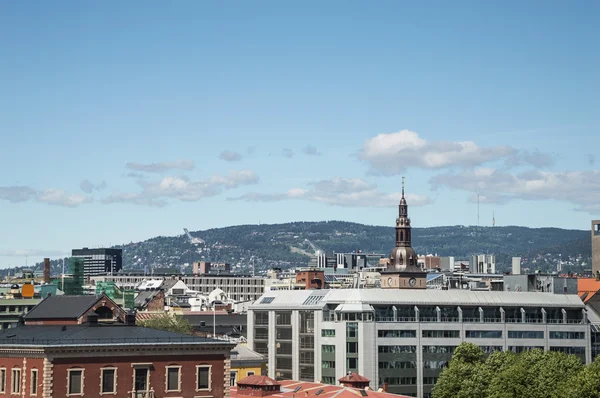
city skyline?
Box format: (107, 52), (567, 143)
(1, 1), (599, 268)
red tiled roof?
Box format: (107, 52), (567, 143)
(578, 278), (600, 302)
(232, 379), (411, 397)
(339, 373), (370, 383)
(237, 375), (280, 386)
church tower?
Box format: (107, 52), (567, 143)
(381, 177), (426, 289)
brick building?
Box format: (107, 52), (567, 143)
(0, 316), (234, 398)
(295, 270), (326, 290)
(24, 294), (126, 325)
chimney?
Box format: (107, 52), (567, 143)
(87, 313), (99, 326)
(43, 258), (51, 284)
(383, 382), (388, 393)
(125, 312), (136, 326)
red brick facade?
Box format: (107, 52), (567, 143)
(0, 346), (232, 398)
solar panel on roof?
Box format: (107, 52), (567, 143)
(315, 389), (324, 396)
(359, 390), (368, 397)
(302, 295), (324, 305)
(260, 297), (275, 304)
(293, 386), (302, 392)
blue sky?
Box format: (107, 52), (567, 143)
(1, 1), (599, 268)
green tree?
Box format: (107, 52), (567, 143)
(570, 356), (600, 398)
(138, 314), (193, 335)
(432, 343), (486, 398)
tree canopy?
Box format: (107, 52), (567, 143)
(137, 314), (193, 335)
(432, 343), (600, 398)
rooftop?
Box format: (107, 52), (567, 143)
(24, 294), (107, 320)
(0, 324), (233, 348)
(232, 380), (411, 398)
(250, 288), (585, 310)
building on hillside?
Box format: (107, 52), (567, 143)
(593, 220), (600, 277)
(24, 294), (126, 325)
(231, 374), (412, 398)
(512, 257), (521, 275)
(229, 344), (266, 386)
(0, 316), (234, 398)
(71, 247), (123, 277)
(92, 274), (267, 302)
(248, 288), (590, 398)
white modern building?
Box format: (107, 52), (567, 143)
(247, 289), (590, 398)
(470, 254), (496, 274)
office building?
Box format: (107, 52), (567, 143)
(470, 254), (496, 274)
(248, 289), (589, 398)
(504, 274), (578, 295)
(512, 257), (521, 275)
(91, 273), (267, 302)
(593, 220), (600, 277)
(71, 247), (123, 277)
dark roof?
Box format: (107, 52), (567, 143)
(161, 279), (179, 291)
(25, 295), (103, 320)
(182, 313), (246, 327)
(237, 375), (279, 387)
(0, 324), (234, 347)
(134, 290), (162, 309)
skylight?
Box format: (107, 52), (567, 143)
(260, 297), (275, 304)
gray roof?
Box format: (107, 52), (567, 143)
(0, 324), (234, 348)
(161, 279), (179, 291)
(250, 289), (585, 310)
(231, 343), (264, 361)
(25, 295), (103, 320)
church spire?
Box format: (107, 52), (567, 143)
(396, 176), (410, 246)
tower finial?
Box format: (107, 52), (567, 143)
(402, 176), (405, 197)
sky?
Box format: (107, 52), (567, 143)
(1, 1), (599, 268)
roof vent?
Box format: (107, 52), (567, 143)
(125, 312), (136, 326)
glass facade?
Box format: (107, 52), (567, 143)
(378, 329), (416, 338)
(465, 330), (502, 338)
(299, 311), (315, 381)
(274, 311), (292, 381)
(549, 331), (585, 339)
(508, 331), (544, 339)
(422, 330), (459, 338)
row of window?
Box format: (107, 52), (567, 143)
(0, 368), (36, 395)
(379, 361), (416, 369)
(379, 377), (417, 386)
(61, 365), (211, 395)
(465, 330), (503, 338)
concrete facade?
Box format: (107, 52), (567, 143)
(593, 220), (600, 277)
(248, 289), (590, 398)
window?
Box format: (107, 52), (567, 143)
(230, 371), (237, 387)
(12, 368), (21, 394)
(322, 377), (336, 385)
(346, 358), (358, 370)
(378, 345), (416, 354)
(422, 330), (460, 338)
(101, 368), (116, 394)
(0, 368), (5, 393)
(247, 372), (255, 377)
(322, 345), (336, 353)
(550, 331), (585, 339)
(379, 361), (416, 369)
(378, 377), (416, 386)
(378, 329), (416, 338)
(423, 377), (438, 385)
(68, 369), (83, 395)
(508, 331), (544, 339)
(466, 330), (502, 338)
(423, 361), (448, 369)
(422, 346), (456, 354)
(31, 369), (38, 395)
(166, 367), (180, 392)
(346, 342), (358, 353)
(347, 322), (358, 338)
(196, 365), (211, 391)
(322, 329), (335, 337)
(322, 361), (336, 369)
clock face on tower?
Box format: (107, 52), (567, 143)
(408, 277), (417, 287)
(387, 277), (393, 286)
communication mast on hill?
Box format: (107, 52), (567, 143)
(493, 211), (496, 227)
(477, 192), (480, 227)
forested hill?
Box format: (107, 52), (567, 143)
(112, 222), (591, 274)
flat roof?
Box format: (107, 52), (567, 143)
(250, 288), (585, 310)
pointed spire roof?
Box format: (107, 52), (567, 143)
(400, 176), (407, 206)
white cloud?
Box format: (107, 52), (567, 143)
(282, 148), (295, 158)
(430, 168), (600, 214)
(125, 160), (195, 173)
(0, 186), (91, 207)
(504, 150), (555, 168)
(231, 177), (433, 208)
(104, 170), (259, 206)
(80, 179), (107, 193)
(359, 130), (515, 175)
(0, 249), (68, 257)
(37, 189), (92, 207)
(302, 145), (321, 156)
(219, 151), (243, 162)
